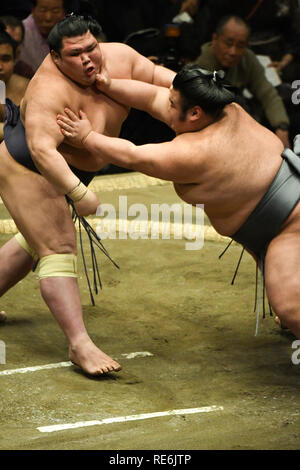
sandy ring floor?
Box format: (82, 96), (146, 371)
(0, 171), (299, 450)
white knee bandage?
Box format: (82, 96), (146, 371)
(38, 253), (78, 280)
(14, 232), (38, 261)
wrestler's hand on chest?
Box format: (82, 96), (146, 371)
(65, 87), (128, 139)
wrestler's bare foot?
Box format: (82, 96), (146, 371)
(0, 311), (7, 323)
(69, 335), (122, 375)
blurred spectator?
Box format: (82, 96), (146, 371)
(0, 15), (34, 78)
(203, 0), (300, 84)
(158, 0), (212, 63)
(0, 25), (30, 140)
(0, 16), (24, 46)
(246, 0), (300, 85)
(179, 0), (199, 16)
(0, 1), (80, 19)
(160, 0), (213, 56)
(17, 0), (66, 77)
(194, 15), (291, 148)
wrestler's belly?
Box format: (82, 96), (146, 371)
(173, 181), (268, 237)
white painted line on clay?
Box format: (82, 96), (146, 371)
(121, 351), (153, 359)
(37, 406), (224, 433)
(0, 352), (154, 376)
(0, 361), (72, 376)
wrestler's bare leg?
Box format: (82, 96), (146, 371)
(245, 247), (288, 329)
(0, 237), (35, 322)
(264, 204), (300, 338)
(0, 144), (121, 374)
(40, 277), (121, 374)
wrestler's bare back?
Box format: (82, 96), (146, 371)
(173, 103), (285, 236)
(20, 43), (132, 171)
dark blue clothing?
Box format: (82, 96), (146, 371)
(232, 148), (300, 257)
(4, 98), (97, 187)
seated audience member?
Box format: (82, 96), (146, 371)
(17, 0), (66, 77)
(204, 0), (300, 84)
(0, 15), (34, 78)
(194, 15), (290, 148)
(0, 26), (29, 140)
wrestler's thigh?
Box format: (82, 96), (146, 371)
(0, 146), (76, 257)
(264, 230), (300, 314)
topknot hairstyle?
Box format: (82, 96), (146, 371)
(173, 65), (236, 118)
(48, 14), (103, 54)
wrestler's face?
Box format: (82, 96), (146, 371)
(211, 18), (248, 69)
(0, 43), (15, 83)
(168, 87), (190, 134)
(32, 0), (65, 37)
(52, 31), (102, 87)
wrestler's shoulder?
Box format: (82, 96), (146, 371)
(34, 55), (67, 83)
(36, 54), (56, 73)
(24, 72), (70, 110)
(171, 130), (211, 159)
(28, 56), (70, 92)
(101, 42), (133, 52)
(101, 41), (138, 59)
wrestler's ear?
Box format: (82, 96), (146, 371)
(188, 106), (202, 122)
(50, 50), (60, 65)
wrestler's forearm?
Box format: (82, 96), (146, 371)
(82, 131), (177, 182)
(152, 64), (176, 88)
(103, 79), (156, 111)
(101, 79), (169, 123)
(31, 147), (82, 194)
(83, 131), (138, 171)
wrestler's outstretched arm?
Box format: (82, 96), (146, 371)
(102, 77), (172, 124)
(57, 105), (201, 184)
(110, 42), (175, 88)
(92, 53), (175, 121)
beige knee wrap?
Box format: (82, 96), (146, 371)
(38, 253), (78, 280)
(14, 232), (38, 261)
